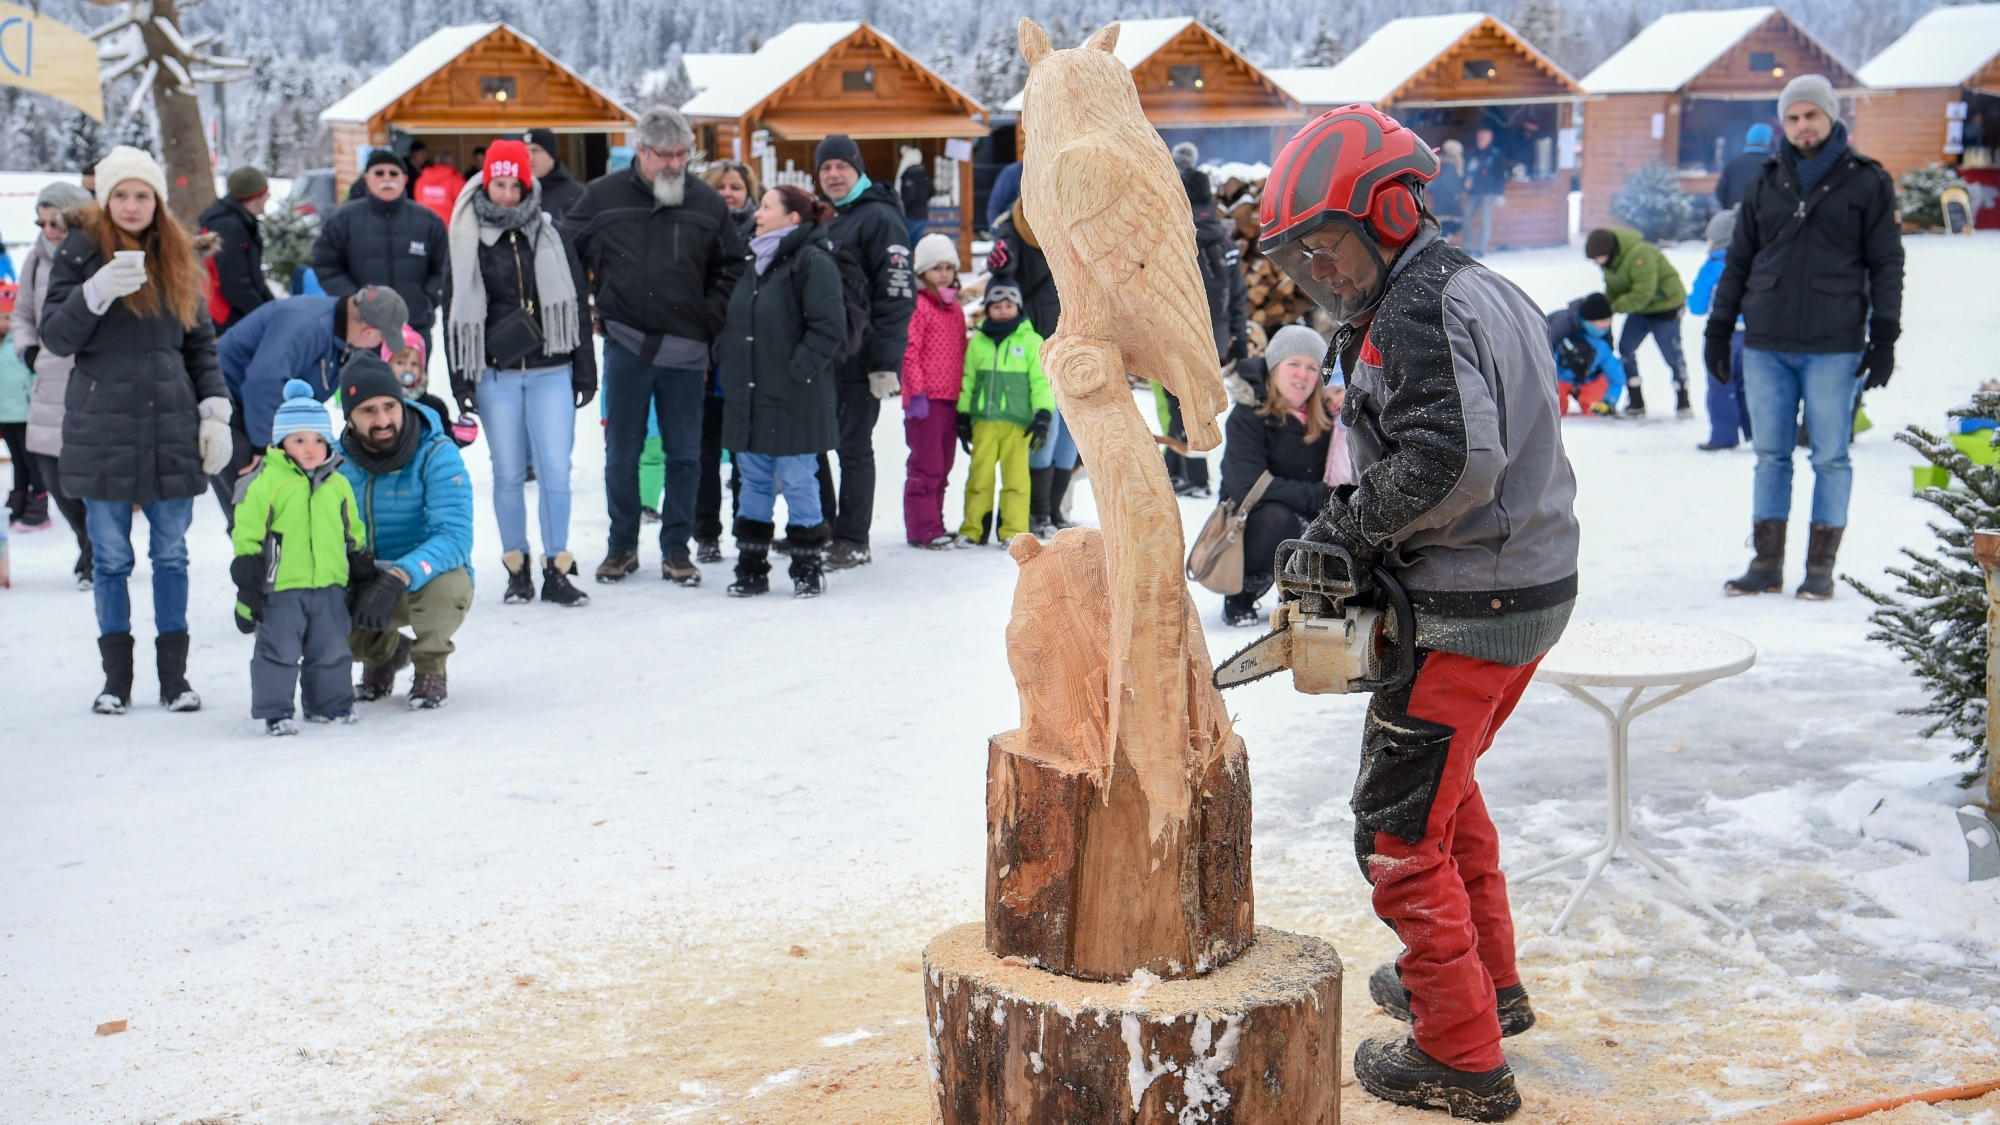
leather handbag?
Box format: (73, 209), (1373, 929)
(1186, 471), (1274, 595)
(485, 305), (545, 369)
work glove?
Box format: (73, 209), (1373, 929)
(1855, 319), (1898, 390)
(82, 253), (147, 314)
(350, 568), (409, 633)
(1703, 329), (1734, 387)
(572, 369), (597, 410)
(867, 370), (901, 400)
(904, 392), (930, 421)
(229, 554), (264, 634)
(1027, 410), (1052, 452)
(197, 396), (234, 476)
(956, 412), (974, 454)
(1301, 485), (1382, 593)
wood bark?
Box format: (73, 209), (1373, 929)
(926, 923), (1343, 1124)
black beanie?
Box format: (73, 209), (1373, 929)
(1181, 167), (1213, 205)
(364, 148), (409, 176)
(340, 350), (405, 414)
(1578, 292), (1614, 321)
(815, 134), (864, 176)
(525, 127), (560, 157)
(1584, 228), (1620, 260)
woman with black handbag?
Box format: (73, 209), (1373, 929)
(444, 140), (597, 607)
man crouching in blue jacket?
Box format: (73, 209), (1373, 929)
(336, 352), (474, 709)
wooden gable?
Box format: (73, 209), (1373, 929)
(1385, 18), (1580, 106)
(1972, 52), (2000, 96)
(1684, 12), (1855, 97)
(748, 25), (987, 140)
(372, 25), (632, 134)
(1128, 23), (1302, 126)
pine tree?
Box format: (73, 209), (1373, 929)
(1199, 8), (1230, 43)
(930, 27), (962, 89)
(1611, 163), (1692, 242)
(1307, 21), (1345, 66)
(1847, 395), (2000, 788)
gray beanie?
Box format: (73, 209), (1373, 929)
(36, 180), (92, 212)
(1779, 74), (1839, 125)
(1264, 323), (1330, 376)
(1705, 206), (1738, 248)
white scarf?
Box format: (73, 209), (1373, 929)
(446, 172), (580, 381)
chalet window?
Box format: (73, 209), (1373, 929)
(1749, 52), (1777, 73)
(1169, 65), (1204, 90)
(843, 67), (875, 92)
(480, 76), (517, 102)
(1462, 60), (1497, 80)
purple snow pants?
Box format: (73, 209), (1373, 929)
(903, 402), (959, 543)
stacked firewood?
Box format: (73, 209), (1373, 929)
(1222, 185), (1333, 343)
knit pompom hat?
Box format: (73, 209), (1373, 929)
(913, 232), (959, 277)
(94, 145), (169, 209)
(271, 379), (335, 445)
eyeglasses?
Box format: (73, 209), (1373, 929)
(643, 146), (690, 162)
(1299, 227), (1360, 268)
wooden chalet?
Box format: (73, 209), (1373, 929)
(319, 23), (635, 199)
(1267, 14), (1583, 249)
(1855, 3), (2000, 225)
(1578, 8), (1856, 230)
(681, 22), (988, 261)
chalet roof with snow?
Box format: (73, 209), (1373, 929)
(319, 22), (633, 132)
(1857, 4), (2000, 90)
(1265, 13), (1578, 109)
(999, 18), (1301, 126)
(680, 22), (986, 138)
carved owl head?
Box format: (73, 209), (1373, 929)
(1016, 20), (1143, 141)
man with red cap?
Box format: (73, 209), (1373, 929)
(1258, 105), (1580, 1120)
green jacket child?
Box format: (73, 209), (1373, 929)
(230, 383), (366, 631)
(957, 286), (1055, 543)
(1592, 227), (1687, 315)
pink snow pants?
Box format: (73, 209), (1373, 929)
(903, 403), (959, 543)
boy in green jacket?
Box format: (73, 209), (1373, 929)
(231, 379), (368, 735)
(1585, 226), (1690, 418)
(956, 284), (1055, 545)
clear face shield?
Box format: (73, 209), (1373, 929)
(1262, 214), (1393, 329)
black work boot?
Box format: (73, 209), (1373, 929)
(1048, 466), (1075, 529)
(1028, 467), (1054, 539)
(1354, 1036), (1522, 1121)
(1725, 520), (1786, 595)
(93, 632), (135, 714)
(1797, 522), (1844, 601)
(156, 631), (200, 711)
(788, 522), (829, 598)
(1369, 961), (1536, 1037)
(729, 519), (774, 598)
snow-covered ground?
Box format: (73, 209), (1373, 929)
(7, 234), (2000, 1124)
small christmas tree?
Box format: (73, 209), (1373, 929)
(259, 208), (319, 294)
(1611, 163), (1692, 243)
(1895, 162), (1971, 230)
(1846, 392), (2000, 787)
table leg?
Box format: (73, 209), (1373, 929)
(1625, 839), (1741, 932)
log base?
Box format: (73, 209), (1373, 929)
(924, 923), (1342, 1123)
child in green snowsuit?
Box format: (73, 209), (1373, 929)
(957, 285), (1054, 544)
(230, 379), (368, 735)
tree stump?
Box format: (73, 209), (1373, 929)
(925, 923), (1343, 1123)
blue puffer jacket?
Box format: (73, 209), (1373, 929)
(216, 296), (345, 447)
(336, 401), (473, 591)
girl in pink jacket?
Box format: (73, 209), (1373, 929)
(902, 234), (969, 548)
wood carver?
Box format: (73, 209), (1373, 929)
(924, 20), (1342, 1123)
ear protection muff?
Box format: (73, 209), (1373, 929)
(1369, 179), (1422, 247)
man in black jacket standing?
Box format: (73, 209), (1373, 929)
(564, 106), (742, 585)
(524, 128), (587, 224)
(812, 134), (915, 569)
(1706, 75), (1903, 602)
(312, 150), (449, 357)
(199, 167), (275, 334)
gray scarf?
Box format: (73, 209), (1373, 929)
(447, 173), (580, 380)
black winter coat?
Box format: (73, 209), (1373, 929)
(442, 220), (598, 403)
(730, 206), (757, 243)
(986, 212), (1062, 339)
(1218, 357), (1329, 520)
(39, 227), (227, 504)
(311, 194), (450, 331)
(717, 222), (847, 457)
(899, 164), (934, 220)
(563, 167), (742, 347)
(1707, 134), (1904, 354)
(1714, 147), (1768, 210)
(538, 162), (587, 226)
(825, 179), (915, 375)
(198, 195), (272, 331)
(1194, 214), (1248, 361)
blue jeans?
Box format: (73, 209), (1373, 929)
(85, 496), (194, 636)
(1743, 348), (1864, 527)
(476, 364), (576, 555)
(734, 452), (825, 528)
(1705, 330), (1752, 447)
(1468, 193), (1503, 256)
(602, 341), (705, 558)
(1027, 407), (1079, 471)
(1618, 307), (1688, 393)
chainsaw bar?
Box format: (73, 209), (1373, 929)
(1213, 628), (1291, 690)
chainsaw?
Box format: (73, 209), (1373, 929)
(1212, 539), (1416, 695)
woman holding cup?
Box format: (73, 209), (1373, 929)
(38, 146), (232, 714)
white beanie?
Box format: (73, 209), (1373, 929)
(913, 232), (959, 278)
(93, 145), (169, 209)
(1779, 74), (1840, 126)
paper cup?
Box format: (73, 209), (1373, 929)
(113, 250), (146, 267)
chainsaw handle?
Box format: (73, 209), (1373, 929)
(1351, 565), (1416, 695)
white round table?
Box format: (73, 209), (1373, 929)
(1517, 622), (1757, 934)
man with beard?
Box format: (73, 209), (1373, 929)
(564, 107), (742, 586)
(336, 353), (474, 710)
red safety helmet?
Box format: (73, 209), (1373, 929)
(1260, 105), (1440, 325)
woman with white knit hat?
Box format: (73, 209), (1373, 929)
(38, 145), (232, 714)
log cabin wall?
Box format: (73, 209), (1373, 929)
(1580, 92), (1674, 231)
(1853, 86), (1957, 183)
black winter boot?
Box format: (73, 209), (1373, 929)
(93, 632), (135, 714)
(74, 543), (94, 590)
(5, 487), (25, 524)
(407, 671), (449, 710)
(1048, 466), (1075, 529)
(1223, 572), (1273, 628)
(156, 631), (200, 711)
(729, 518), (774, 598)
(502, 550), (534, 604)
(1028, 467), (1054, 539)
(1369, 961), (1536, 1037)
(1354, 1036), (1521, 1121)
(1797, 522), (1844, 601)
(16, 490), (50, 529)
(1725, 520), (1786, 596)
(788, 522), (830, 598)
(1623, 374), (1647, 417)
(356, 634), (413, 702)
(541, 551), (589, 607)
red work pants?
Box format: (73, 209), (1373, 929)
(1356, 650), (1540, 1073)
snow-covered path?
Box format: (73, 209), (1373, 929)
(7, 235), (2000, 1124)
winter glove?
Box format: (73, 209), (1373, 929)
(867, 370), (901, 400)
(351, 568), (409, 634)
(456, 388), (478, 417)
(1703, 331), (1734, 387)
(1027, 410), (1052, 452)
(197, 396), (234, 476)
(1855, 318), (1898, 390)
(82, 253), (147, 314)
(956, 412), (974, 454)
(229, 554), (264, 634)
(1228, 335), (1249, 362)
(347, 547), (378, 589)
(573, 369), (597, 410)
(1301, 485), (1382, 595)
(20, 345), (38, 369)
(904, 392), (930, 421)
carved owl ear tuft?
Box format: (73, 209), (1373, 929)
(1084, 24), (1120, 53)
(1019, 19), (1053, 65)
